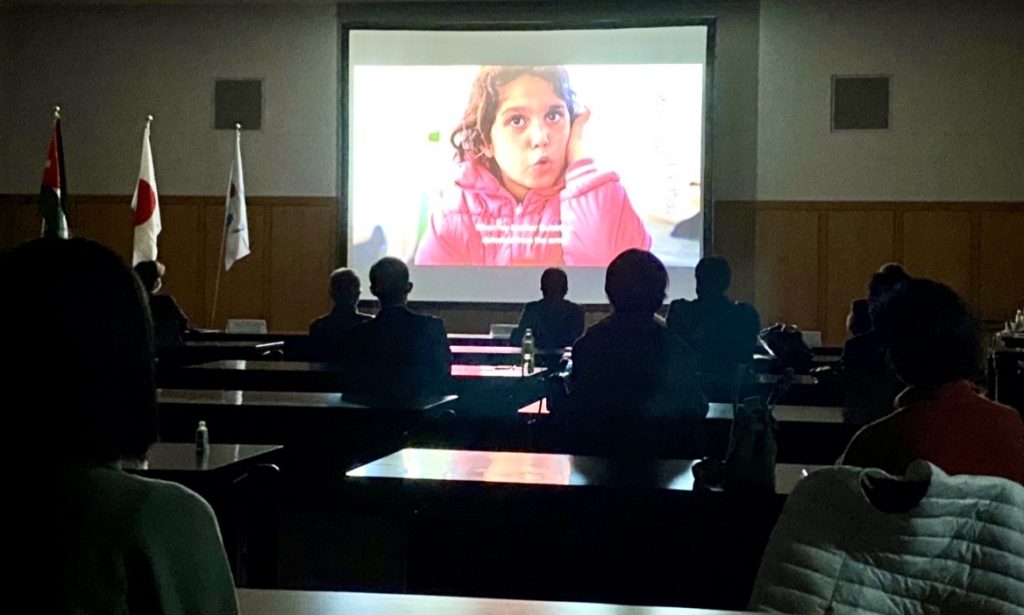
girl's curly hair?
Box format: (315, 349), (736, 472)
(451, 66), (577, 176)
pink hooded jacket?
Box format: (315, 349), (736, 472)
(414, 158), (651, 267)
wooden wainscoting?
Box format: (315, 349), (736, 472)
(716, 201), (1024, 345)
(3, 195), (1020, 342)
(0, 194), (338, 332)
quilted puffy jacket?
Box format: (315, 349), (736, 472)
(414, 158), (651, 267)
(749, 461), (1024, 614)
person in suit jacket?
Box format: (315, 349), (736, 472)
(307, 268), (372, 361)
(341, 257), (453, 404)
(840, 263), (912, 424)
(510, 267), (585, 349)
(666, 256), (761, 388)
(133, 260), (189, 348)
(564, 249), (707, 457)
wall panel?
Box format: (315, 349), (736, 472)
(824, 209), (895, 345)
(3, 195), (1021, 341)
(269, 203), (337, 332)
(901, 209), (972, 297)
(978, 211), (1024, 321)
(754, 209), (820, 331)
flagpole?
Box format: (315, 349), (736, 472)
(210, 122), (240, 329)
(41, 106), (63, 237)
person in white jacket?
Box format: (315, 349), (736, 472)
(2, 238), (238, 615)
(749, 461), (1024, 614)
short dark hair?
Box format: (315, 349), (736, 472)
(873, 278), (981, 386)
(868, 263), (910, 302)
(605, 249), (668, 314)
(540, 267), (568, 298)
(1, 238), (157, 464)
(328, 268), (361, 306)
(847, 298), (872, 337)
(695, 255), (732, 295)
(133, 260), (165, 293)
(369, 257), (410, 304)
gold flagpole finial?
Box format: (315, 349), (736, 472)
(147, 114), (154, 125)
(234, 122), (242, 132)
(53, 105), (62, 119)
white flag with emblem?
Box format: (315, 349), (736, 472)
(224, 127), (250, 270)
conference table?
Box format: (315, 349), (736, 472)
(124, 443), (283, 585)
(122, 442), (282, 477)
(159, 362), (847, 458)
(236, 588), (759, 614)
(156, 388), (457, 444)
(705, 402), (851, 463)
(161, 359), (545, 392)
(157, 340), (286, 370)
(520, 402), (851, 464)
(335, 448), (821, 608)
(346, 448), (822, 495)
(452, 344), (528, 365)
(448, 332), (513, 346)
(158, 361), (550, 429)
(700, 372), (842, 406)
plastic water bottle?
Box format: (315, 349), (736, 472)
(521, 328), (536, 373)
(195, 420), (209, 454)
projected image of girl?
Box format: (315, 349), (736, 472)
(414, 66), (651, 267)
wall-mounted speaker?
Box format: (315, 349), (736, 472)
(214, 79), (262, 130)
(831, 75), (890, 130)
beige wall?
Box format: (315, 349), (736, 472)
(2, 1), (1021, 342)
(757, 0), (1024, 201)
(0, 4), (338, 196)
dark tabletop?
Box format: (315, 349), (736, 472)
(236, 588), (758, 614)
(121, 442), (282, 472)
(346, 448), (824, 495)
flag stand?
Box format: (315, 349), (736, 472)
(210, 221), (228, 328)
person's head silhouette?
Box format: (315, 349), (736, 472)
(694, 255), (731, 298)
(873, 278), (981, 388)
(605, 249), (668, 315)
(369, 257), (413, 308)
(540, 267), (569, 300)
(3, 238), (157, 465)
(133, 260), (165, 294)
(328, 267), (362, 309)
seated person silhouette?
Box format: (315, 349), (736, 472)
(839, 278), (1024, 483)
(563, 249), (708, 457)
(846, 298), (871, 337)
(340, 257), (453, 405)
(510, 267), (585, 350)
(841, 263), (911, 424)
(133, 260), (189, 348)
(307, 268), (372, 361)
(666, 256), (760, 391)
(3, 239), (237, 614)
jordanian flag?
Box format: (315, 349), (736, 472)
(131, 121), (161, 265)
(39, 117), (69, 238)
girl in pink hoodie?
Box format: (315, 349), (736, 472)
(414, 66), (651, 267)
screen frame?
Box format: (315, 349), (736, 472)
(338, 3), (717, 308)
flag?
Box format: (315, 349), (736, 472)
(38, 116), (69, 238)
(224, 128), (250, 270)
(131, 120), (161, 265)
